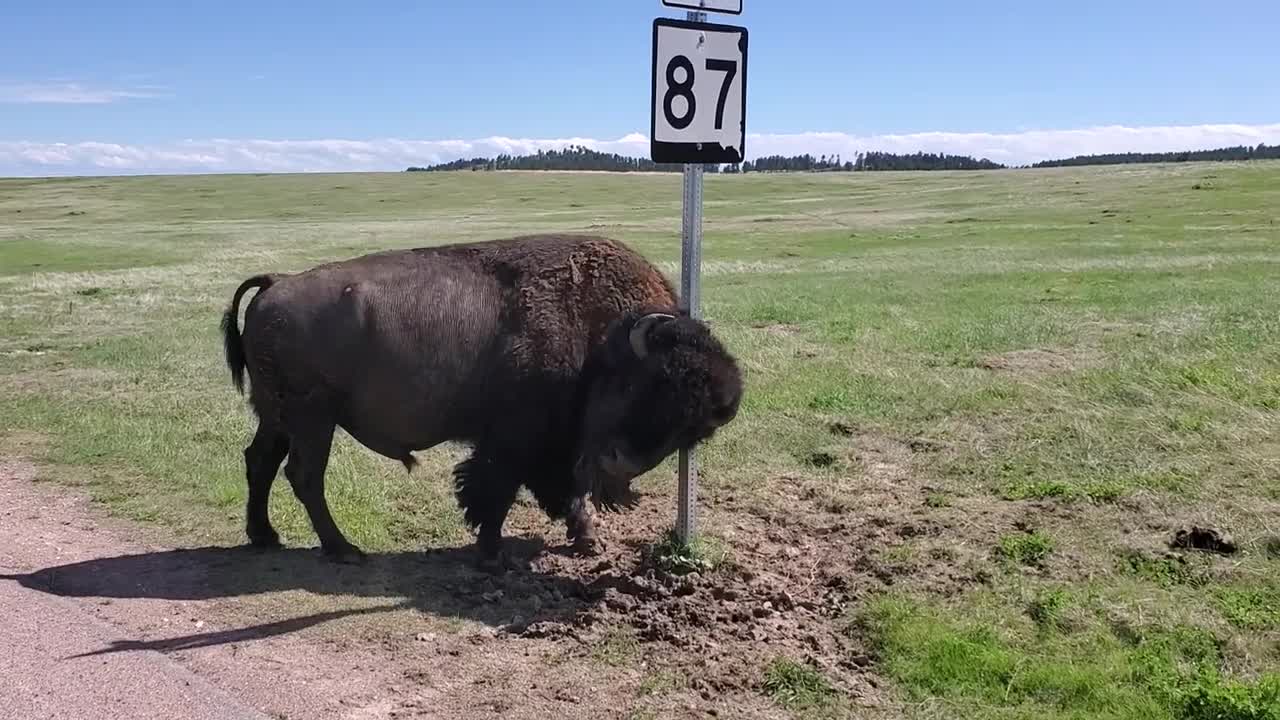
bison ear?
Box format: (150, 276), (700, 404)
(628, 312), (676, 359)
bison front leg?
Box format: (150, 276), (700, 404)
(565, 496), (603, 556)
(453, 451), (522, 573)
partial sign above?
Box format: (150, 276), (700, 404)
(650, 17), (748, 165)
(661, 0), (742, 15)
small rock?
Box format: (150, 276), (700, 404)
(711, 587), (739, 601)
(605, 591), (638, 612)
(555, 688), (580, 703)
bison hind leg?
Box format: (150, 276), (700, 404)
(282, 413), (365, 564)
(243, 424), (289, 549)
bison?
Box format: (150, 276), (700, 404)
(220, 233), (743, 570)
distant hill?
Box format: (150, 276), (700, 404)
(1031, 143), (1279, 168)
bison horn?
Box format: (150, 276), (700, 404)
(629, 312), (675, 359)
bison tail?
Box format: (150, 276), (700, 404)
(221, 274), (275, 395)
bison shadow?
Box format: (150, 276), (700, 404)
(3, 539), (609, 655)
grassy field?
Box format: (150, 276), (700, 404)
(2, 162), (1279, 719)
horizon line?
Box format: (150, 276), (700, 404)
(4, 121), (1279, 178)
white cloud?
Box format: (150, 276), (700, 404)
(2, 123), (1278, 177)
(0, 82), (166, 104)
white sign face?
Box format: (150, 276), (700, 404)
(650, 18), (748, 164)
(661, 0), (742, 14)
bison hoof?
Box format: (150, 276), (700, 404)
(247, 527), (282, 550)
(477, 549), (524, 575)
(322, 543), (368, 565)
(571, 535), (605, 557)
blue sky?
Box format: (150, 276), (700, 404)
(2, 0), (1279, 174)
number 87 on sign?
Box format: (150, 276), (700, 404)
(650, 17), (748, 165)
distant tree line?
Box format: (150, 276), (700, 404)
(406, 146), (1003, 174)
(854, 151), (1004, 171)
(1031, 143), (1280, 168)
(723, 153), (850, 172)
(406, 145), (693, 173)
(404, 143), (1280, 175)
(723, 151), (1004, 172)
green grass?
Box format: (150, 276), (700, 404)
(590, 627), (641, 667)
(1117, 550), (1211, 589)
(859, 594), (1280, 720)
(1027, 588), (1073, 632)
(998, 530), (1056, 568)
(762, 657), (841, 714)
(924, 492), (952, 508)
(3, 162), (1280, 713)
(646, 527), (732, 575)
(1213, 585), (1280, 630)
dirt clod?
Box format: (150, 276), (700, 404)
(805, 451), (837, 468)
(1170, 526), (1237, 555)
(829, 421), (855, 437)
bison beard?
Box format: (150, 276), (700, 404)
(220, 234), (742, 571)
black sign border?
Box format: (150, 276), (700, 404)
(650, 17), (749, 165)
(660, 0), (743, 15)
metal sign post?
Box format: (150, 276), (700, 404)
(651, 2), (748, 544)
(676, 12), (705, 543)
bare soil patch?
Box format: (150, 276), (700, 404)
(977, 347), (1100, 377)
(4, 367), (122, 395)
(1, 429), (1022, 719)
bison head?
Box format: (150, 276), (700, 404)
(575, 309), (743, 511)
